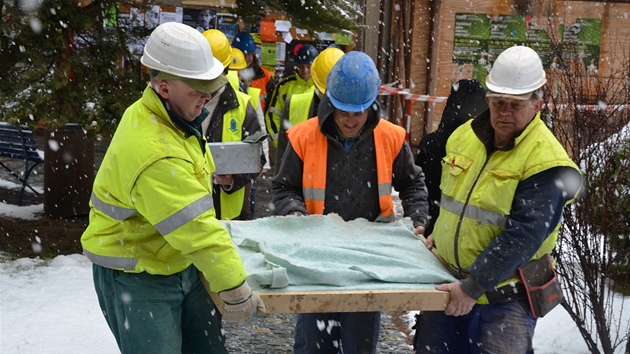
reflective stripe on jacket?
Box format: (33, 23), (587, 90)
(218, 90), (250, 220)
(434, 113), (578, 303)
(288, 91), (313, 127)
(288, 118), (405, 220)
(80, 85), (247, 292)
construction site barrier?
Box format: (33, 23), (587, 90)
(379, 85), (448, 103)
(378, 84), (629, 143)
(378, 85), (448, 142)
(544, 104), (629, 111)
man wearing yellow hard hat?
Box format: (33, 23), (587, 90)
(275, 47), (344, 173)
(201, 29), (268, 220)
(264, 44), (320, 171)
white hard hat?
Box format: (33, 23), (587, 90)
(486, 46), (546, 98)
(141, 22), (223, 80)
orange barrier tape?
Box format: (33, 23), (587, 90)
(378, 85), (448, 103)
(544, 104), (629, 111)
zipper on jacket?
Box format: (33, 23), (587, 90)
(452, 150), (495, 270)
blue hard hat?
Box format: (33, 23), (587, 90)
(326, 51), (381, 112)
(232, 32), (256, 54)
(295, 44), (318, 65)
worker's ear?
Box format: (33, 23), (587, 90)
(156, 80), (171, 99)
(532, 98), (543, 113)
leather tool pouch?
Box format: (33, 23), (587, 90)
(517, 253), (563, 318)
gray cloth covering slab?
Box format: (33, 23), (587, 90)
(223, 214), (457, 291)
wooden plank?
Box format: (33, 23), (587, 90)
(200, 216), (455, 314)
(204, 274), (452, 315)
(257, 289), (449, 314)
(203, 275), (449, 314)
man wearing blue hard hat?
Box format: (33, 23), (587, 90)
(231, 31), (274, 112)
(272, 51), (430, 354)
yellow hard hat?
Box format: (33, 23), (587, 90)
(202, 29), (232, 69)
(312, 47), (345, 93)
(229, 47), (248, 70)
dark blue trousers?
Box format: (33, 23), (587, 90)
(414, 301), (536, 354)
(294, 312), (381, 354)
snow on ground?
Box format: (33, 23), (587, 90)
(1, 200), (628, 353)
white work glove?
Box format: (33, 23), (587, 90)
(218, 281), (266, 324)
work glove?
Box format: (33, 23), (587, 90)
(218, 281), (266, 324)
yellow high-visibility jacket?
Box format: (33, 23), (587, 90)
(434, 113), (579, 303)
(81, 85), (247, 292)
(266, 72), (314, 146)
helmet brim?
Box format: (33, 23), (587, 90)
(327, 91), (375, 113)
(486, 90), (535, 101)
(141, 55), (224, 81)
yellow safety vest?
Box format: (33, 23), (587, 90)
(288, 118), (405, 220)
(226, 70), (240, 93)
(247, 87), (261, 111)
(226, 70), (261, 112)
(288, 91), (313, 127)
(266, 74), (315, 147)
(81, 86), (246, 292)
(434, 114), (579, 303)
(218, 90), (251, 220)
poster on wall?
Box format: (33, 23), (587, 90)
(453, 13), (602, 72)
(260, 18), (277, 42)
(183, 8), (216, 32)
(160, 7), (183, 24)
(525, 19), (554, 67)
(129, 8), (145, 27)
(144, 5), (160, 29)
(453, 13), (489, 64)
(560, 18), (602, 73)
(335, 33), (352, 46)
(216, 13), (238, 41)
(118, 5), (184, 29)
(261, 42), (277, 67)
(488, 15), (526, 60)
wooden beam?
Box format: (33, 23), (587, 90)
(257, 289), (449, 314)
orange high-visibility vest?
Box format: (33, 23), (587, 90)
(252, 66), (272, 111)
(288, 118), (405, 219)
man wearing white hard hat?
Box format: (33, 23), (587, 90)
(414, 46), (582, 353)
(81, 22), (265, 354)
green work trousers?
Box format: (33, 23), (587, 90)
(93, 264), (227, 354)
